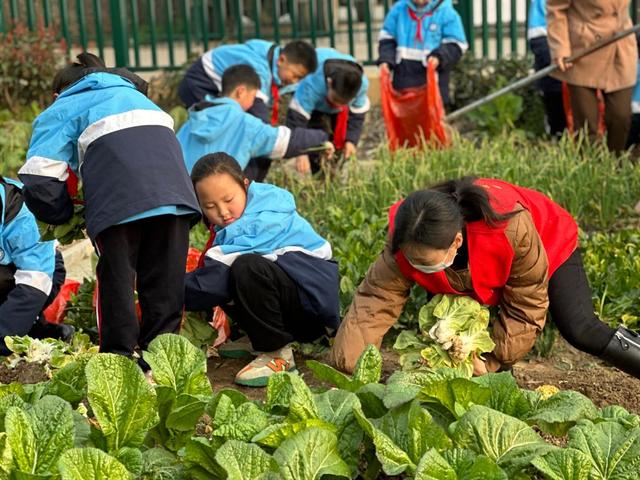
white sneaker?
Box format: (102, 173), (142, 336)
(218, 335), (256, 358)
(234, 345), (296, 387)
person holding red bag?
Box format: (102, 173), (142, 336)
(330, 177), (640, 379)
(377, 0), (468, 106)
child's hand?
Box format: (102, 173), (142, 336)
(344, 141), (357, 159)
(427, 56), (440, 69)
(295, 155), (311, 174)
(321, 142), (336, 158)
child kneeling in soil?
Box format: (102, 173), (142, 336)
(177, 65), (332, 174)
(0, 177), (74, 352)
(184, 153), (340, 387)
(18, 53), (201, 367)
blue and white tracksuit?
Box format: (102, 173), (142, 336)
(0, 178), (65, 351)
(528, 0), (562, 95)
(286, 48), (370, 145)
(377, 0), (467, 103)
(178, 40), (282, 123)
(177, 96), (329, 172)
(185, 182), (340, 330)
(18, 72), (200, 241)
(18, 71), (201, 357)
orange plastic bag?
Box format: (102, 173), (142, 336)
(380, 62), (450, 150)
(43, 279), (81, 324)
(562, 82), (606, 135)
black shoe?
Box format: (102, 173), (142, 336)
(600, 326), (640, 379)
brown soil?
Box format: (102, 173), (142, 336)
(207, 338), (640, 413)
(0, 362), (49, 385)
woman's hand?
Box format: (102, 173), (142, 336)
(427, 56), (440, 69)
(555, 57), (573, 72)
(343, 141), (357, 159)
(472, 353), (488, 376)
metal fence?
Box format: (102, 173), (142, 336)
(1, 0), (639, 71)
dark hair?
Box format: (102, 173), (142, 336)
(391, 176), (518, 253)
(326, 61), (363, 103)
(52, 52), (106, 94)
(282, 40), (318, 73)
(191, 152), (246, 189)
(221, 65), (261, 96)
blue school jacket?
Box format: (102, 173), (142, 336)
(177, 97), (328, 172)
(527, 0), (547, 40)
(286, 48), (370, 145)
(178, 40), (282, 120)
(18, 72), (200, 240)
(0, 178), (57, 335)
(377, 0), (467, 99)
(184, 182), (340, 329)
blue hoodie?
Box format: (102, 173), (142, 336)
(19, 72), (200, 240)
(0, 178), (60, 338)
(286, 48), (370, 145)
(377, 0), (467, 98)
(185, 182), (340, 329)
(177, 96), (328, 172)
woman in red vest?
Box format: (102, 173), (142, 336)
(330, 177), (639, 377)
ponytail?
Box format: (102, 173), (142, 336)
(391, 176), (517, 253)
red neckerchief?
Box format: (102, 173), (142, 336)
(197, 225), (217, 268)
(325, 97), (349, 149)
(271, 80), (280, 126)
(407, 6), (433, 42)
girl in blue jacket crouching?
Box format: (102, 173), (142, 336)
(184, 153), (340, 387)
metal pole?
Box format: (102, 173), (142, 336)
(446, 23), (640, 122)
(109, 0), (129, 67)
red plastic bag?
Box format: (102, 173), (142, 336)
(43, 279), (80, 324)
(562, 82), (606, 135)
(186, 247), (201, 273)
(380, 62), (450, 150)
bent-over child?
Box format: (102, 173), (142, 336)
(0, 177), (73, 353)
(177, 65), (331, 176)
(184, 153), (340, 386)
(178, 39), (317, 123)
(18, 53), (200, 368)
(286, 48), (370, 173)
(377, 0), (467, 104)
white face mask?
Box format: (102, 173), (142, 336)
(407, 250), (457, 274)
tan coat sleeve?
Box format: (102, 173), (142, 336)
(490, 210), (549, 366)
(546, 0), (572, 60)
(329, 243), (412, 373)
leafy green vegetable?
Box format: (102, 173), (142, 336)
(567, 421), (640, 479)
(215, 440), (279, 480)
(5, 395), (74, 476)
(306, 344), (382, 392)
(453, 405), (554, 475)
(527, 390), (599, 436)
(58, 447), (132, 480)
(143, 334), (212, 451)
(394, 295), (495, 376)
(415, 448), (507, 480)
(273, 427), (351, 480)
(531, 448), (593, 480)
(354, 400), (451, 475)
(85, 354), (159, 451)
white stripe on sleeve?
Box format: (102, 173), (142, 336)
(14, 270), (53, 296)
(19, 157), (69, 181)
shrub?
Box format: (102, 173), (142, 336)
(0, 23), (67, 112)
